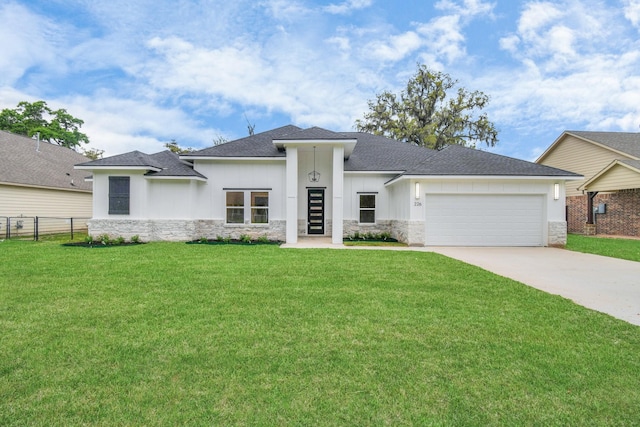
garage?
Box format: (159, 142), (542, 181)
(425, 194), (545, 246)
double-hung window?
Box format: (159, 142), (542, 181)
(359, 194), (376, 224)
(226, 192), (245, 224)
(109, 176), (130, 215)
(251, 192), (269, 224)
(226, 190), (270, 224)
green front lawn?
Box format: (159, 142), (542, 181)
(566, 234), (640, 262)
(1, 241), (639, 425)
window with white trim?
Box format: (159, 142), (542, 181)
(251, 191), (269, 224)
(359, 194), (376, 223)
(225, 190), (270, 224)
(226, 191), (244, 223)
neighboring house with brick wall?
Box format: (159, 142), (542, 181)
(536, 131), (640, 237)
(76, 125), (580, 246)
(0, 130), (92, 226)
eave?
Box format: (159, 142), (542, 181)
(74, 165), (162, 172)
(144, 175), (207, 182)
(180, 156), (286, 161)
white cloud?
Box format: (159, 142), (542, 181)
(324, 0), (373, 15)
(435, 0), (495, 18)
(366, 31), (423, 62)
(486, 0), (640, 141)
(64, 94), (222, 156)
(624, 0), (640, 27)
(417, 15), (466, 63)
(141, 35), (369, 133)
(0, 2), (63, 85)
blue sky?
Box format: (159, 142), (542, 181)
(1, 0), (639, 160)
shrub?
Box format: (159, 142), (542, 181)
(257, 235), (269, 243)
(114, 236), (125, 245)
(99, 234), (110, 245)
(199, 236), (208, 244)
(84, 235), (94, 244)
(240, 234), (252, 243)
(131, 235), (140, 244)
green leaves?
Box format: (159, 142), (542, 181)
(0, 100), (89, 150)
(355, 65), (498, 150)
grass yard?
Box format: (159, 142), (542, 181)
(566, 234), (640, 262)
(1, 241), (639, 425)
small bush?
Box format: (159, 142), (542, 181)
(114, 236), (125, 245)
(131, 235), (140, 244)
(99, 234), (111, 245)
(84, 235), (94, 244)
(215, 235), (224, 242)
(199, 236), (208, 244)
(240, 234), (252, 243)
(257, 235), (269, 243)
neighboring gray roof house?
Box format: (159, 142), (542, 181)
(0, 130), (92, 192)
(536, 130), (640, 237)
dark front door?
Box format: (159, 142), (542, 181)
(307, 188), (325, 234)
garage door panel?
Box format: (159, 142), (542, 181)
(425, 194), (544, 246)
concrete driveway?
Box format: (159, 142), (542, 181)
(431, 247), (640, 327)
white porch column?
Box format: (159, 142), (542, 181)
(332, 145), (344, 244)
(286, 146), (298, 243)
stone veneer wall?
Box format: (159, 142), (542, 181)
(391, 220), (424, 246)
(343, 220), (392, 238)
(547, 221), (567, 247)
(567, 189), (640, 237)
(89, 219), (286, 242)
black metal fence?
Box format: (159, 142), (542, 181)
(0, 216), (89, 241)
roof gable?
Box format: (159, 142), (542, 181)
(580, 159), (640, 192)
(76, 150), (164, 169)
(184, 125), (301, 158)
(538, 131), (640, 163)
(0, 130), (92, 192)
(76, 149), (206, 180)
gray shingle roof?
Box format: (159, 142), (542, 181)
(188, 126), (579, 177)
(568, 131), (640, 158)
(276, 127), (352, 140)
(144, 151), (207, 179)
(0, 130), (92, 191)
(76, 150), (165, 169)
(343, 132), (438, 171)
(75, 125), (580, 179)
(184, 125), (301, 157)
(76, 149), (206, 179)
(405, 144), (581, 176)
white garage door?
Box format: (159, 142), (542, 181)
(425, 194), (545, 246)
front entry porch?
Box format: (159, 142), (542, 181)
(276, 129), (356, 245)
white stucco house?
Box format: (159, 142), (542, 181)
(75, 125), (581, 246)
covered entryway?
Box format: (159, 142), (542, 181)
(425, 194), (545, 246)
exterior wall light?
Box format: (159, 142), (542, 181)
(415, 182), (420, 199)
(554, 183), (560, 200)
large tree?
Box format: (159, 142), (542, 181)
(0, 100), (90, 150)
(355, 65), (498, 150)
